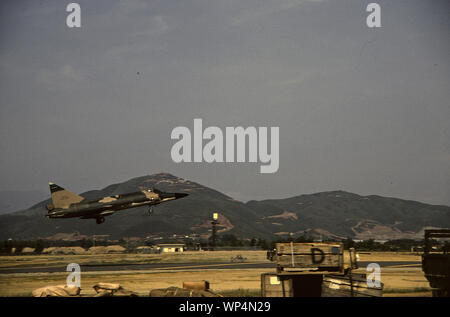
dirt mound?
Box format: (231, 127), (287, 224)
(21, 247), (35, 253)
(32, 285), (81, 297)
(93, 283), (137, 297)
(87, 245), (126, 254)
(42, 247), (87, 255)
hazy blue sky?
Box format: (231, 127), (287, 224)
(0, 0), (449, 205)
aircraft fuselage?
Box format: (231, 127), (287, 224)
(45, 185), (188, 223)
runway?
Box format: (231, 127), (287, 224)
(0, 261), (422, 274)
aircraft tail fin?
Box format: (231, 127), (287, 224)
(49, 182), (84, 209)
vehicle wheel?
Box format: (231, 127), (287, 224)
(96, 217), (105, 224)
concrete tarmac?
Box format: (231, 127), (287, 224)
(0, 261), (421, 274)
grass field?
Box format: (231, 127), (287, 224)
(0, 269), (267, 297)
(0, 251), (432, 297)
(356, 251), (422, 262)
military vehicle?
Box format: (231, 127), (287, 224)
(267, 242), (353, 274)
(263, 242), (383, 297)
(45, 182), (188, 224)
(422, 229), (450, 297)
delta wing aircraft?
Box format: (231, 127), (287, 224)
(45, 182), (188, 224)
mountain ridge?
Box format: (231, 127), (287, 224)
(0, 173), (449, 240)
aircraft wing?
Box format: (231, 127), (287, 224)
(99, 210), (116, 216)
(80, 210), (115, 219)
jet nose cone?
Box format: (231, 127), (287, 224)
(174, 193), (189, 199)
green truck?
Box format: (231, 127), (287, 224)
(422, 229), (450, 297)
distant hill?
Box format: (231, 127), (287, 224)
(0, 190), (47, 215)
(246, 191), (450, 240)
(0, 173), (449, 240)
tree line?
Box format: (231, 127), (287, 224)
(1, 235), (448, 255)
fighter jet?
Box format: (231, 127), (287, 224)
(45, 182), (188, 224)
